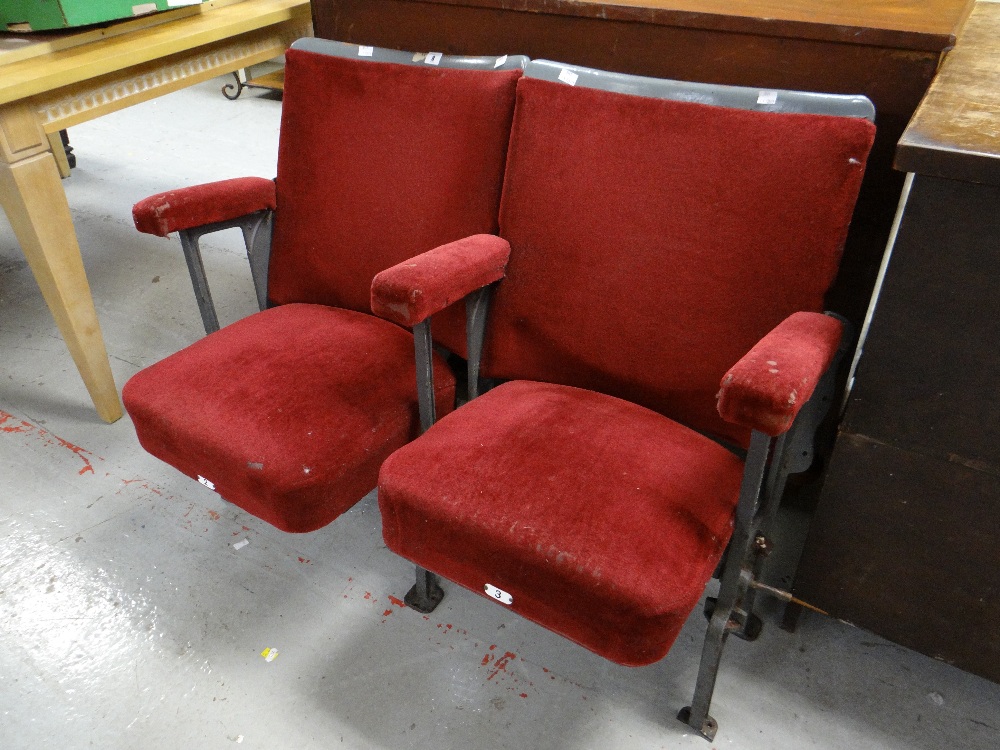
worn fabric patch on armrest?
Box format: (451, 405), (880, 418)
(132, 177), (276, 237)
(371, 234), (511, 326)
(717, 311), (843, 436)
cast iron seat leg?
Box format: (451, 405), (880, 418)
(397, 287), (496, 615)
(703, 595), (764, 642)
(405, 566), (445, 613)
(680, 430), (773, 741)
(704, 432), (791, 643)
(401, 319), (447, 614)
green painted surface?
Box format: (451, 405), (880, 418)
(0, 1), (200, 32)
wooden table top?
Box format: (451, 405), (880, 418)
(0, 0), (309, 106)
(896, 0), (1000, 184)
(394, 0), (973, 50)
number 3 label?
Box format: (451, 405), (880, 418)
(484, 583), (513, 606)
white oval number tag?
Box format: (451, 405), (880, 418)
(484, 583), (513, 606)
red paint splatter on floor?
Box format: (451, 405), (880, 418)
(1, 411), (100, 475)
(0, 412), (33, 433)
(383, 609), (393, 617)
(297, 556), (311, 564)
(363, 591), (373, 600)
(52, 436), (95, 475)
(118, 478), (164, 497)
(519, 693), (528, 699)
(486, 651), (517, 681)
(388, 595), (406, 608)
(208, 510), (221, 520)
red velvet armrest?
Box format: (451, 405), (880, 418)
(717, 312), (844, 437)
(371, 234), (511, 326)
(132, 177), (276, 237)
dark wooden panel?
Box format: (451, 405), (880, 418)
(797, 2), (1000, 680)
(313, 0), (969, 50)
(793, 433), (1000, 683)
(844, 176), (1000, 469)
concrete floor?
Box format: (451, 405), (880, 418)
(1, 73), (999, 750)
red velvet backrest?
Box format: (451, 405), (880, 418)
(482, 77), (875, 446)
(266, 49), (521, 355)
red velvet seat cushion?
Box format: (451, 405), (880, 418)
(124, 304), (456, 533)
(378, 380), (744, 666)
(267, 49), (521, 356)
(484, 77), (876, 447)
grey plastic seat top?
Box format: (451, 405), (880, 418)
(291, 37), (528, 72)
(525, 59), (875, 121)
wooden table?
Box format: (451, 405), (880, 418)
(792, 0), (1000, 683)
(0, 0), (311, 423)
(312, 0), (971, 334)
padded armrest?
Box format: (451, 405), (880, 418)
(717, 312), (844, 437)
(132, 177), (276, 237)
(371, 234), (511, 326)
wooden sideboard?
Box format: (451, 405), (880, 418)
(311, 0), (972, 328)
(792, 1), (1000, 684)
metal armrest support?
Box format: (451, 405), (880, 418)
(177, 210), (273, 334)
(372, 233), (511, 423)
(133, 176), (277, 334)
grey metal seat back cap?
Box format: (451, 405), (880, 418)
(525, 59), (875, 121)
(291, 38), (528, 72)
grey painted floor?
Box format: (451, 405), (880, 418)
(1, 74), (998, 750)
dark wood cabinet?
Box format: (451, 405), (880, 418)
(793, 3), (1000, 683)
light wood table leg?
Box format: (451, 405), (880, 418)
(1, 103), (122, 423)
(46, 130), (71, 179)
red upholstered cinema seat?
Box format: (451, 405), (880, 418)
(375, 61), (876, 738)
(123, 40), (525, 533)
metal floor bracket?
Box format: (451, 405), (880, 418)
(404, 567), (444, 613)
(677, 706), (718, 741)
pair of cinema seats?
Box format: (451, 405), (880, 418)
(124, 37), (875, 740)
